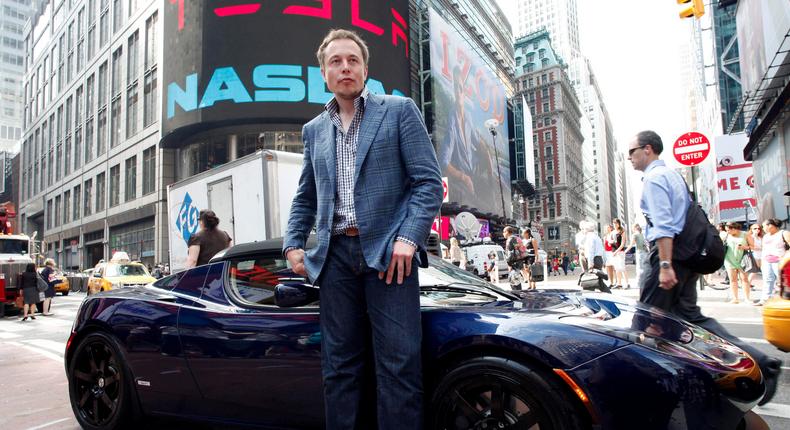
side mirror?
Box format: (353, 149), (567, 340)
(274, 283), (319, 308)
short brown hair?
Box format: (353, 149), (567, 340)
(316, 29), (369, 68)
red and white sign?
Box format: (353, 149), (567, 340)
(673, 132), (710, 166)
(714, 134), (755, 221)
(441, 177), (449, 203)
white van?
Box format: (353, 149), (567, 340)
(463, 244), (508, 278)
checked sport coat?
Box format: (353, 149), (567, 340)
(283, 92), (443, 283)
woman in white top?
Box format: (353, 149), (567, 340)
(748, 224), (763, 287)
(758, 218), (790, 305)
(449, 237), (465, 268)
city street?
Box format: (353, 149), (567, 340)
(1, 268), (788, 429)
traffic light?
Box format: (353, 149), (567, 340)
(678, 0), (705, 19)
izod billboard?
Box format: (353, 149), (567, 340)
(162, 0), (411, 146)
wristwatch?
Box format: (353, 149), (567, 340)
(659, 260), (672, 269)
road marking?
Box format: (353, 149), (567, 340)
(0, 331), (22, 339)
(740, 337), (770, 345)
(755, 403), (790, 419)
(716, 318), (764, 325)
(25, 417), (73, 430)
(8, 340), (63, 362)
(23, 338), (66, 354)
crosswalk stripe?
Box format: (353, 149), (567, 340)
(6, 340), (62, 362)
(23, 339), (66, 354)
(740, 337), (770, 345)
(0, 332), (21, 339)
(755, 403), (790, 419)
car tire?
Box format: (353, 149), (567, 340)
(430, 356), (587, 430)
(68, 332), (139, 430)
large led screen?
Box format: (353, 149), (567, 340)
(429, 9), (511, 218)
(162, 0), (411, 146)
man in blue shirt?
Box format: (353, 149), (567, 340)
(629, 130), (780, 406)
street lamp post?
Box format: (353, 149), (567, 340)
(485, 119), (508, 223)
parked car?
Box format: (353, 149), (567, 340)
(65, 239), (768, 430)
(463, 243), (508, 278)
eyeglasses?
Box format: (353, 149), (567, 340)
(628, 146), (644, 156)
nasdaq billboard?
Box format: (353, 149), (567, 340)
(162, 0), (411, 146)
(429, 8), (511, 218)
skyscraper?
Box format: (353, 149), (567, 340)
(0, 0), (36, 153)
(513, 0), (623, 230)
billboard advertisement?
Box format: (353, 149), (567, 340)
(162, 0), (411, 146)
(715, 134), (756, 222)
(752, 133), (788, 221)
(429, 8), (511, 218)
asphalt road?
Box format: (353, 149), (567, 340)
(1, 270), (788, 429)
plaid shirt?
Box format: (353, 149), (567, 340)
(326, 88), (368, 235)
(324, 88), (416, 249)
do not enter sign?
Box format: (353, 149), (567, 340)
(673, 132), (710, 166)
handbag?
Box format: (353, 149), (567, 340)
(529, 262), (544, 282)
(14, 295), (23, 308)
(740, 250), (760, 274)
(578, 272), (601, 290)
(36, 274), (49, 293)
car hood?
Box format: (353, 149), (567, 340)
(423, 290), (753, 370)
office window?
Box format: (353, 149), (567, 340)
(542, 88), (549, 98)
(96, 172), (106, 211)
(110, 98), (121, 147)
(97, 109), (107, 155)
(542, 102), (549, 113)
(109, 164), (119, 207)
(84, 178), (92, 216)
(100, 0), (109, 47)
(75, 86), (83, 123)
(125, 156), (136, 201)
(64, 190), (71, 224)
(544, 131), (551, 141)
(67, 22), (74, 82)
(545, 146), (552, 156)
(143, 71), (156, 127)
(87, 0), (96, 60)
(57, 34), (64, 92)
(113, 0), (123, 32)
(543, 117), (551, 126)
(143, 12), (158, 127)
(98, 62), (107, 106)
(64, 135), (72, 176)
(111, 47), (122, 94)
(127, 31), (138, 84)
(74, 128), (82, 169)
(126, 84), (138, 137)
(47, 199), (52, 229)
(142, 145), (155, 195)
(73, 184), (81, 220)
(547, 160), (553, 171)
(54, 195), (61, 227)
(128, 0), (138, 16)
(144, 12), (157, 69)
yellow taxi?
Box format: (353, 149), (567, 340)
(763, 253), (790, 352)
(87, 252), (156, 295)
(38, 268), (71, 296)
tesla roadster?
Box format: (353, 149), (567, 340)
(65, 239), (767, 429)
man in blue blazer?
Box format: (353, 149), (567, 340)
(283, 29), (443, 429)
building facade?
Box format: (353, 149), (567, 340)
(713, 1), (744, 133)
(736, 0), (790, 223)
(19, 0), (163, 269)
(514, 30), (584, 255)
(0, 0), (35, 153)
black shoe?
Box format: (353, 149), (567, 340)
(30, 315), (36, 320)
(21, 316), (27, 321)
(759, 358), (782, 406)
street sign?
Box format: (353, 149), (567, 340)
(441, 177), (449, 203)
(673, 132), (710, 166)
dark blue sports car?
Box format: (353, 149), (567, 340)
(65, 240), (768, 429)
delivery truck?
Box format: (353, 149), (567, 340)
(167, 150), (303, 272)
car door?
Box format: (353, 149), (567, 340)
(178, 256), (323, 428)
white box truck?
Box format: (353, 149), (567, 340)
(167, 150), (303, 272)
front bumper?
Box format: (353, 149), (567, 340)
(567, 344), (764, 430)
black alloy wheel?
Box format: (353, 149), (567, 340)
(431, 356), (586, 430)
(68, 332), (134, 430)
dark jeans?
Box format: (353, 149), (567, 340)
(318, 235), (423, 430)
(639, 245), (770, 369)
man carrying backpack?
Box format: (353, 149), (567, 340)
(629, 130), (781, 405)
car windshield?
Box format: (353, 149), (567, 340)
(422, 255), (509, 293)
(105, 264), (149, 277)
(0, 239), (28, 255)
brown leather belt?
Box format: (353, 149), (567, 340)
(340, 227), (359, 236)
